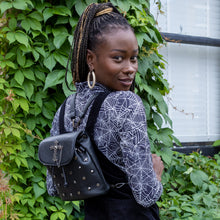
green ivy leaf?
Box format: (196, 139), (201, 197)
(23, 80), (34, 99)
(43, 8), (53, 22)
(23, 69), (35, 81)
(117, 0), (130, 12)
(75, 1), (87, 16)
(29, 18), (42, 31)
(4, 127), (11, 137)
(15, 31), (29, 47)
(53, 6), (72, 16)
(33, 183), (46, 199)
(159, 147), (173, 165)
(5, 60), (17, 69)
(13, 0), (28, 10)
(44, 70), (65, 90)
(35, 47), (46, 58)
(53, 33), (68, 49)
(0, 1), (12, 14)
(49, 206), (58, 212)
(18, 97), (29, 112)
(190, 170), (209, 187)
(12, 185), (24, 193)
(6, 32), (16, 44)
(51, 212), (65, 220)
(21, 19), (31, 32)
(15, 70), (24, 85)
(9, 17), (17, 31)
(153, 112), (163, 128)
(203, 194), (213, 207)
(43, 54), (56, 71)
(17, 49), (26, 66)
(53, 52), (68, 67)
(213, 140), (220, 147)
(11, 128), (21, 138)
(28, 11), (44, 21)
(5, 52), (15, 59)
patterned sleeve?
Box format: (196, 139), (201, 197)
(105, 92), (163, 207)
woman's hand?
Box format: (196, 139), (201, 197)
(152, 154), (164, 182)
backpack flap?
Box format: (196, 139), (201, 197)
(38, 131), (82, 167)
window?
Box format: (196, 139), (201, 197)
(150, 0), (220, 143)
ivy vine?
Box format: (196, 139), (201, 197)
(0, 0), (219, 219)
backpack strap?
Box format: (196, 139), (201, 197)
(59, 92), (110, 134)
(59, 97), (69, 134)
(86, 92), (110, 136)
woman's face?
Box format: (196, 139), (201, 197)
(87, 28), (138, 91)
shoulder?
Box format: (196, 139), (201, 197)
(104, 91), (144, 111)
(100, 91), (145, 121)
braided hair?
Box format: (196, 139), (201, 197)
(70, 2), (134, 85)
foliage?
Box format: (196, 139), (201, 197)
(213, 140), (220, 147)
(1, 0), (218, 220)
(159, 151), (220, 219)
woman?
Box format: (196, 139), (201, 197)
(47, 2), (164, 219)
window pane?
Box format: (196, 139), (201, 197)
(150, 0), (220, 143)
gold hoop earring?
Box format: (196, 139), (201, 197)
(87, 71), (96, 89)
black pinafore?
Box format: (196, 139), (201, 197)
(84, 92), (160, 220)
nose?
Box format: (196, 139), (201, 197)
(122, 61), (137, 76)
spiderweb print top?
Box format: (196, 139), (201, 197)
(47, 82), (163, 207)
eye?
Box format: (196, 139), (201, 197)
(131, 56), (138, 62)
(113, 56), (123, 62)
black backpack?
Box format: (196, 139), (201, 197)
(38, 92), (110, 201)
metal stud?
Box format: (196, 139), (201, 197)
(78, 166), (81, 169)
(77, 191), (80, 195)
(70, 193), (73, 197)
(82, 176), (86, 180)
(84, 157), (88, 162)
(57, 183), (60, 187)
(62, 193), (65, 196)
(96, 183), (100, 187)
(90, 169), (94, 173)
(88, 187), (91, 191)
(53, 175), (56, 178)
(73, 180), (77, 184)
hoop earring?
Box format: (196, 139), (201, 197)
(87, 71), (96, 89)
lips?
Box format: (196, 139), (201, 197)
(119, 78), (133, 86)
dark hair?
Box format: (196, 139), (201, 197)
(67, 2), (135, 90)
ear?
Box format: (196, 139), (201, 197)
(86, 49), (96, 71)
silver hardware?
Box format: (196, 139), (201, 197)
(78, 166), (81, 169)
(77, 191), (80, 195)
(88, 187), (91, 191)
(96, 183), (100, 187)
(82, 176), (86, 180)
(90, 169), (94, 173)
(73, 180), (77, 184)
(70, 193), (73, 197)
(84, 157), (88, 162)
(62, 193), (65, 196)
(53, 175), (56, 178)
(57, 183), (60, 187)
(49, 140), (63, 167)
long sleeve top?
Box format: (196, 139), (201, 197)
(46, 82), (163, 208)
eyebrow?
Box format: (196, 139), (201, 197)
(111, 49), (139, 53)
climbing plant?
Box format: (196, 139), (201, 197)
(1, 0), (219, 220)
